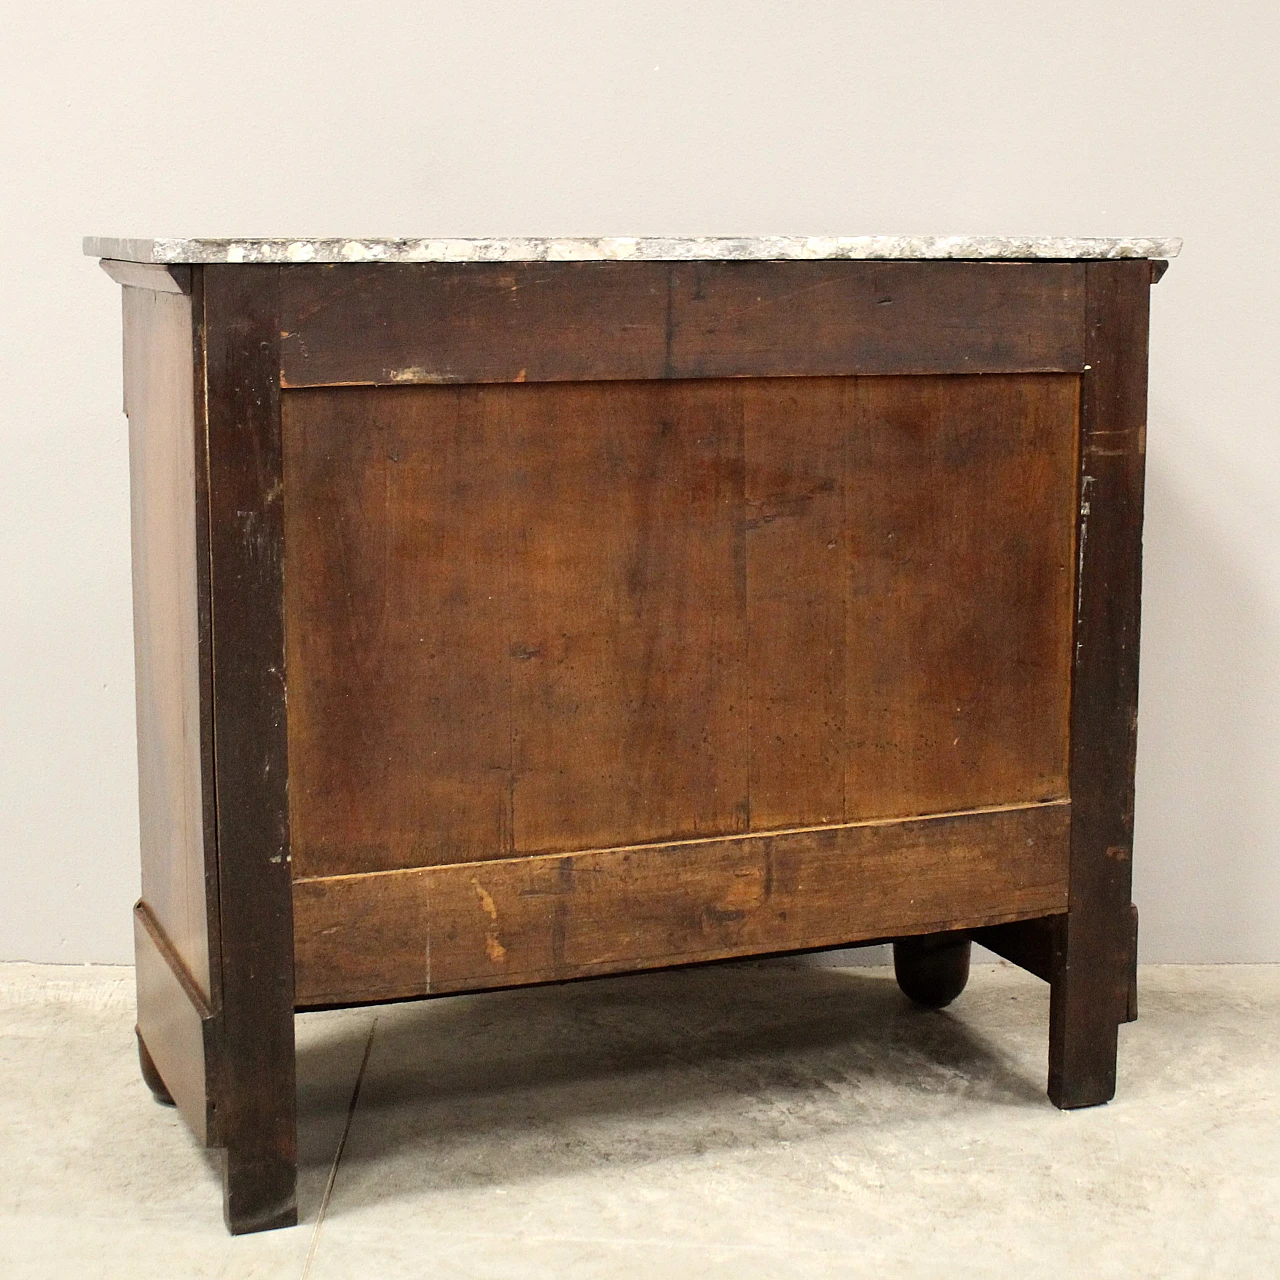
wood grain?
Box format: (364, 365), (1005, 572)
(283, 387), (513, 876)
(203, 266), (298, 1232)
(122, 282), (215, 1001)
(504, 380), (749, 853)
(1049, 259), (1152, 1108)
(285, 373), (1078, 880)
(293, 801), (1071, 1007)
(278, 261), (1087, 388)
(845, 374), (1079, 818)
(743, 378), (848, 828)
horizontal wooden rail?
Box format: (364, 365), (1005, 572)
(293, 800), (1070, 1006)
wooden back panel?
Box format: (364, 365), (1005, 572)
(283, 372), (1078, 879)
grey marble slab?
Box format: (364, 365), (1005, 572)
(84, 234), (1181, 265)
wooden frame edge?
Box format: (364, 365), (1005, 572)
(202, 264), (298, 1233)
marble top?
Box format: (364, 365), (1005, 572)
(85, 234), (1181, 265)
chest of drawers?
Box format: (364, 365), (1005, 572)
(89, 234), (1177, 1233)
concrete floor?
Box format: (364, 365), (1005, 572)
(1, 959), (1277, 1279)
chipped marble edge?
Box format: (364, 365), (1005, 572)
(84, 234), (1183, 265)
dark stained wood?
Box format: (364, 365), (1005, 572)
(969, 915), (1057, 982)
(122, 282), (215, 1002)
(133, 902), (214, 1141)
(892, 932), (972, 1008)
(292, 801), (1070, 1007)
(845, 374), (1079, 819)
(278, 261), (1088, 388)
(1126, 902), (1140, 1022)
(101, 259), (191, 294)
(1048, 259), (1152, 1109)
(137, 1029), (175, 1105)
(202, 265), (298, 1232)
(666, 261), (1087, 379)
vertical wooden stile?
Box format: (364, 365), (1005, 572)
(1048, 259), (1151, 1107)
(202, 265), (298, 1231)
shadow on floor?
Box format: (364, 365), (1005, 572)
(293, 960), (1050, 1206)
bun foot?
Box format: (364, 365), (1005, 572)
(893, 933), (972, 1008)
(136, 1028), (175, 1106)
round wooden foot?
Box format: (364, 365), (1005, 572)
(893, 934), (972, 1008)
(136, 1028), (176, 1106)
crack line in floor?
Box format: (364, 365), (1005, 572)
(302, 1016), (378, 1279)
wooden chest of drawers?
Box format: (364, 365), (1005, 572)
(89, 234), (1176, 1233)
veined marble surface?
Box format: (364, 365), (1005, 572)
(84, 234), (1182, 265)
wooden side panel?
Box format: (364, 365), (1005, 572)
(1049, 260), (1152, 1108)
(293, 801), (1071, 1006)
(283, 388), (512, 877)
(133, 902), (214, 1143)
(203, 266), (297, 1232)
(279, 261), (1087, 387)
(505, 380), (748, 853)
(122, 283), (213, 1000)
(845, 375), (1079, 818)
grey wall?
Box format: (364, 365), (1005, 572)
(2, 1), (1276, 964)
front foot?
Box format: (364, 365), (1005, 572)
(893, 933), (972, 1008)
(136, 1028), (175, 1106)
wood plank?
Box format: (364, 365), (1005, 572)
(122, 283), (215, 1001)
(283, 386), (512, 877)
(278, 261), (1087, 387)
(203, 265), (297, 1232)
(280, 261), (668, 387)
(505, 379), (749, 854)
(133, 901), (214, 1143)
(844, 374), (1079, 820)
(292, 801), (1070, 1007)
(1049, 259), (1152, 1108)
(744, 378), (848, 828)
(666, 261), (1086, 378)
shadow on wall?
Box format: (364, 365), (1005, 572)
(1135, 427), (1280, 962)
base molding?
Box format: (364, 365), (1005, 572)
(133, 901), (216, 1143)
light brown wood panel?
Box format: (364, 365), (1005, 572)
(123, 283), (212, 999)
(284, 373), (1077, 881)
(284, 387), (513, 877)
(844, 374), (1079, 819)
(743, 379), (848, 827)
(293, 801), (1070, 1006)
(504, 379), (749, 853)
